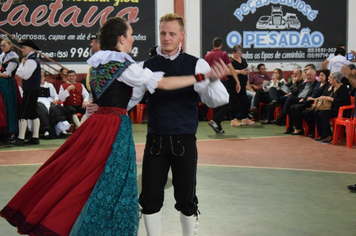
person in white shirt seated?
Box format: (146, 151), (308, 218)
(58, 70), (89, 128)
(37, 69), (71, 138)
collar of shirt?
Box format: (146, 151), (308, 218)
(26, 51), (35, 59)
(157, 43), (182, 61)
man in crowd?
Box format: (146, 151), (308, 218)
(204, 37), (240, 133)
(248, 63), (271, 119)
(58, 70), (89, 128)
(282, 68), (318, 133)
(13, 40), (42, 146)
(37, 69), (70, 139)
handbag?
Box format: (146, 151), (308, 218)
(315, 98), (332, 110)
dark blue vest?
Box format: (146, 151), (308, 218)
(144, 53), (200, 135)
(22, 53), (41, 91)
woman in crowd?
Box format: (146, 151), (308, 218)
(301, 69), (331, 138)
(314, 71), (351, 143)
(0, 17), (227, 236)
(229, 44), (254, 126)
(261, 68), (287, 124)
(0, 39), (19, 141)
(54, 67), (68, 93)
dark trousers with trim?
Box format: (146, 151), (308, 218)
(139, 133), (198, 216)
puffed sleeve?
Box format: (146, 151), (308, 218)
(194, 59), (229, 108)
(118, 63), (164, 94)
(122, 62), (164, 111)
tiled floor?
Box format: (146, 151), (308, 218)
(1, 121), (355, 235)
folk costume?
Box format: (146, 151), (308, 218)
(0, 50), (163, 236)
(0, 50), (19, 133)
(135, 44), (229, 235)
(14, 40), (42, 146)
(37, 81), (71, 137)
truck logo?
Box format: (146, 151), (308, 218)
(256, 6), (301, 30)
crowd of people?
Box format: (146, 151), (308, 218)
(0, 12), (356, 236)
(204, 45), (356, 146)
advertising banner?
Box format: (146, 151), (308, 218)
(0, 0), (155, 62)
(202, 0), (347, 61)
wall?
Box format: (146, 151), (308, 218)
(49, 0), (354, 76)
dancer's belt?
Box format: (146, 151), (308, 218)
(96, 107), (127, 116)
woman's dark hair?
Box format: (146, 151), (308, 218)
(56, 67), (67, 80)
(319, 69), (330, 81)
(99, 17), (128, 51)
(274, 68), (283, 79)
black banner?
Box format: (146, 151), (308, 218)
(0, 0), (155, 62)
(202, 0), (347, 61)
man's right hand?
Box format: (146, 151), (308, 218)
(87, 102), (99, 115)
(67, 85), (75, 91)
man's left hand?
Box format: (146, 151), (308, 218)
(205, 59), (228, 81)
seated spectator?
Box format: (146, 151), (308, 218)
(58, 70), (89, 128)
(314, 71), (351, 143)
(273, 68), (304, 125)
(246, 80), (255, 108)
(328, 48), (349, 72)
(283, 69), (318, 134)
(303, 64), (320, 82)
(261, 68), (289, 124)
(248, 63), (271, 120)
(55, 68), (68, 93)
(37, 70), (71, 138)
(289, 69), (331, 135)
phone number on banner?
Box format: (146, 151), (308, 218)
(39, 47), (139, 60)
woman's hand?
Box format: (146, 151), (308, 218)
(86, 102), (99, 114)
(236, 83), (241, 93)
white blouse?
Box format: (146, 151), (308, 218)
(87, 50), (229, 111)
(0, 51), (19, 77)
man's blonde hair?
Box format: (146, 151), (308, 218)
(159, 13), (184, 31)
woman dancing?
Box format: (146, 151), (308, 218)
(0, 17), (227, 236)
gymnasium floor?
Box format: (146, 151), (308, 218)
(0, 121), (355, 236)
